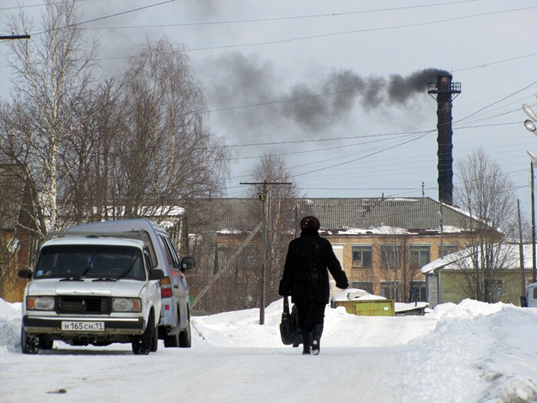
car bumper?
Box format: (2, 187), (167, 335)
(23, 315), (146, 335)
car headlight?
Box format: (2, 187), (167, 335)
(112, 298), (141, 312)
(27, 296), (55, 311)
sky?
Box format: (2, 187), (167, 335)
(2, 295), (537, 402)
(1, 1), (537, 214)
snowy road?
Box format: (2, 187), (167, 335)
(0, 341), (404, 403)
(2, 298), (537, 402)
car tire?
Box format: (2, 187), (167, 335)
(21, 327), (39, 355)
(150, 325), (159, 352)
(179, 309), (192, 348)
(132, 312), (154, 355)
(178, 320), (191, 348)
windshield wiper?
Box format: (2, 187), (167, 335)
(59, 277), (84, 282)
(78, 246), (107, 278)
(118, 255), (141, 279)
(92, 277), (118, 282)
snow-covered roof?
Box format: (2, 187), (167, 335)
(187, 197), (482, 233)
(334, 225), (410, 235)
(332, 288), (387, 302)
(394, 302), (429, 313)
(421, 243), (536, 274)
(421, 249), (473, 274)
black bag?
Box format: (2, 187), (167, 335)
(280, 296), (301, 346)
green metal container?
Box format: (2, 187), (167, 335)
(335, 299), (395, 316)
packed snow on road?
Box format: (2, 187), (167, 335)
(1, 297), (537, 403)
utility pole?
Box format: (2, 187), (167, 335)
(517, 199), (526, 300)
(530, 162), (537, 283)
(241, 180), (292, 325)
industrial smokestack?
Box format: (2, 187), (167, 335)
(428, 75), (461, 205)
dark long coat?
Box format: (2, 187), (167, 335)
(279, 229), (349, 304)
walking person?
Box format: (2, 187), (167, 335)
(279, 216), (349, 355)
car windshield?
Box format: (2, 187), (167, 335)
(34, 244), (146, 281)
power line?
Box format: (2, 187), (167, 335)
(0, 0), (96, 11)
(227, 129), (429, 148)
(83, 0), (481, 30)
(31, 0), (175, 36)
(293, 130), (434, 178)
(225, 122), (518, 151)
(182, 6), (537, 52)
(456, 80), (537, 125)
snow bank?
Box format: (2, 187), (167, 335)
(401, 300), (537, 403)
(0, 299), (22, 354)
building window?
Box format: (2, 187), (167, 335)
(352, 245), (372, 268)
(351, 281), (373, 294)
(438, 244), (458, 258)
(381, 281), (400, 300)
(485, 279), (504, 297)
(381, 245), (402, 269)
(410, 245), (430, 268)
(409, 281), (427, 302)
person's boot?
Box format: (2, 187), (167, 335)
(301, 328), (312, 355)
(311, 323), (323, 355)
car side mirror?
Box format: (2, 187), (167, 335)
(181, 257), (195, 271)
(149, 269), (165, 280)
(18, 269), (33, 279)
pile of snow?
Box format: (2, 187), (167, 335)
(0, 299), (21, 354)
(401, 300), (537, 402)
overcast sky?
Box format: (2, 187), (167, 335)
(1, 0), (536, 215)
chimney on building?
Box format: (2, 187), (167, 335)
(428, 75), (461, 205)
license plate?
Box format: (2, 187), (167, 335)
(61, 321), (105, 332)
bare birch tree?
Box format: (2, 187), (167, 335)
(453, 148), (518, 302)
(378, 231), (405, 301)
(0, 0), (98, 237)
(111, 38), (230, 218)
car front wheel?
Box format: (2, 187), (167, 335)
(132, 313), (155, 355)
(21, 327), (39, 355)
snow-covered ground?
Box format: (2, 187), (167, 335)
(1, 297), (537, 403)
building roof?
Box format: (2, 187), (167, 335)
(421, 243), (535, 274)
(188, 197), (478, 233)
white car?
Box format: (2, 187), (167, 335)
(18, 237), (164, 355)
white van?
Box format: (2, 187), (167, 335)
(64, 219), (195, 348)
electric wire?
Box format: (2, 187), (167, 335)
(29, 0), (175, 36)
(84, 0), (482, 30)
(183, 6), (537, 52)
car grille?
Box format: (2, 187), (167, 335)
(57, 296), (111, 314)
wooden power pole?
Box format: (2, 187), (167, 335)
(241, 180), (292, 325)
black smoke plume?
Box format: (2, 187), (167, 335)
(202, 53), (450, 137)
